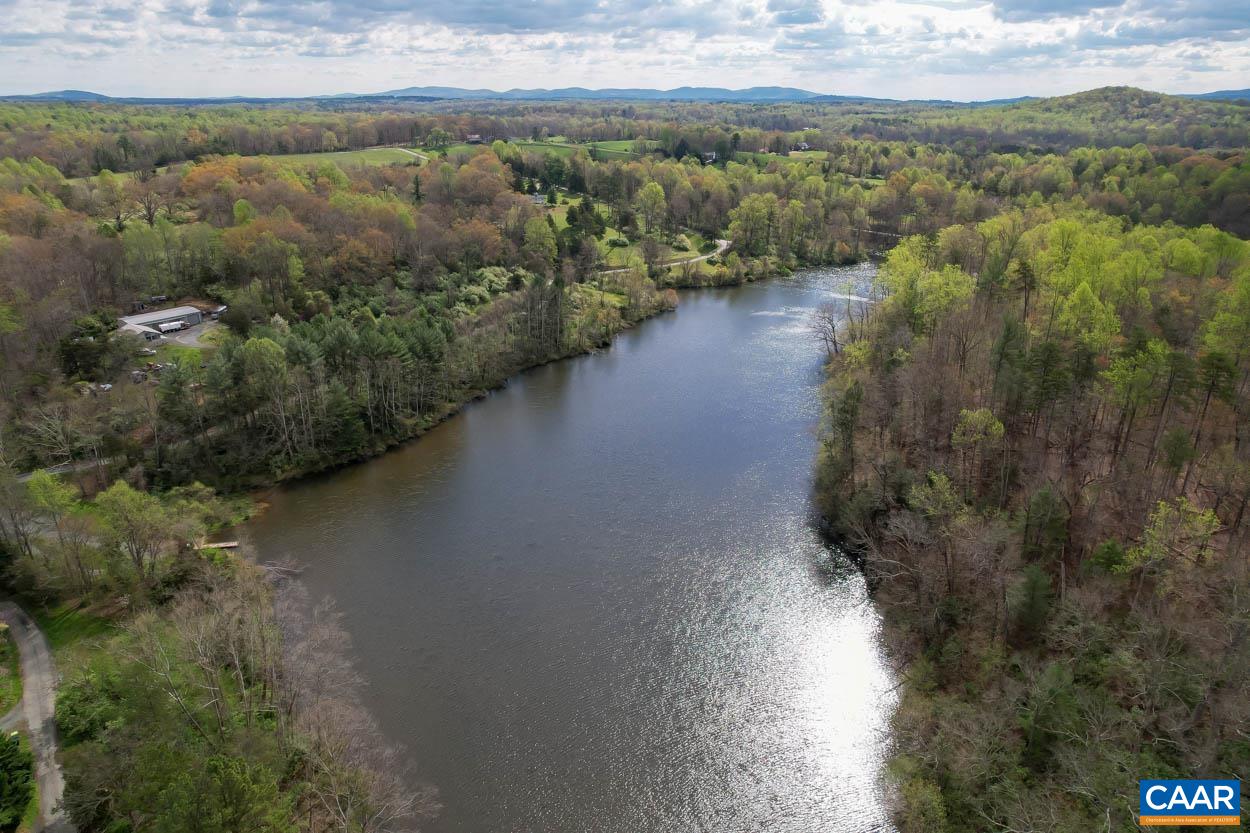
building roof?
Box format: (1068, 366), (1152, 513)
(119, 321), (161, 336)
(120, 306), (200, 327)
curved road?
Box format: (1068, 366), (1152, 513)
(0, 602), (70, 833)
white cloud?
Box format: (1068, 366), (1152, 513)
(0, 0), (1247, 98)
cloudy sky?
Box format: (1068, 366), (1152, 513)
(2, 0), (1248, 99)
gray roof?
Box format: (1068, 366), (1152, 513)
(119, 321), (161, 335)
(120, 306), (201, 326)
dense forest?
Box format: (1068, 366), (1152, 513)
(816, 210), (1250, 828)
(0, 86), (1246, 832)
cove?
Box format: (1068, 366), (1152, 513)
(242, 264), (898, 832)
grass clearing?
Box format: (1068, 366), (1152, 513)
(571, 283), (628, 310)
(735, 150), (829, 165)
(434, 143), (492, 157)
(587, 139), (652, 159)
(0, 625), (19, 715)
(32, 602), (113, 659)
(154, 343), (203, 366)
(511, 141), (579, 158)
(426, 138), (648, 162)
(587, 140), (635, 152)
(267, 147), (421, 167)
(16, 768), (37, 833)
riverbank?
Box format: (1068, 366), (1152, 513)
(241, 264), (896, 832)
(247, 281), (679, 489)
(814, 215), (1250, 831)
(262, 248), (866, 487)
(17, 264), (885, 833)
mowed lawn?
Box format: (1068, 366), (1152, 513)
(268, 147), (423, 167)
(430, 138), (646, 160)
(586, 140), (642, 159)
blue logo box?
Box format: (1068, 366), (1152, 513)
(1140, 779), (1240, 826)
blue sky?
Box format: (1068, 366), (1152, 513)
(1, 0), (1247, 98)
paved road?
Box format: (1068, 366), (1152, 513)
(395, 147), (430, 161)
(0, 602), (71, 833)
(168, 319), (219, 349)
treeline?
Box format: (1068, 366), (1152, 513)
(3, 126), (1248, 485)
(841, 87), (1250, 152)
(0, 467), (433, 832)
(3, 86), (1246, 179)
(815, 141), (1250, 237)
(59, 571), (437, 833)
(816, 209), (1250, 830)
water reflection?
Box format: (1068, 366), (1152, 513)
(245, 264), (897, 832)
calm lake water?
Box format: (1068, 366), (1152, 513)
(243, 265), (898, 832)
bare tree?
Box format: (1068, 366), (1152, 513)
(811, 302), (842, 357)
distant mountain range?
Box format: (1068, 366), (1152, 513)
(4, 85), (1248, 105)
(1185, 89), (1250, 101)
(15, 89), (114, 101)
(372, 85), (824, 101)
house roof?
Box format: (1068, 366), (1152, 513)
(120, 306), (201, 327)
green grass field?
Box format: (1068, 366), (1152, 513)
(587, 140), (635, 152)
(432, 138), (646, 161)
(0, 625), (20, 715)
(33, 603), (113, 656)
(545, 194), (715, 270)
(268, 147), (422, 167)
(735, 149), (825, 163)
(17, 776), (37, 833)
(511, 141), (579, 158)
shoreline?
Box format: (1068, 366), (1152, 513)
(244, 254), (869, 503)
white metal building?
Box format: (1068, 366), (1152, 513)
(119, 305), (203, 330)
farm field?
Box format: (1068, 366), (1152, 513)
(429, 138), (648, 160)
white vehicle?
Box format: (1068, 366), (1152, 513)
(158, 321), (187, 334)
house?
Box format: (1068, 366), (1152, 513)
(530, 193), (548, 205)
(794, 142), (812, 151)
(465, 134), (483, 144)
(119, 305), (203, 332)
(701, 151), (718, 163)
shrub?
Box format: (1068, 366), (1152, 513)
(0, 732), (33, 831)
